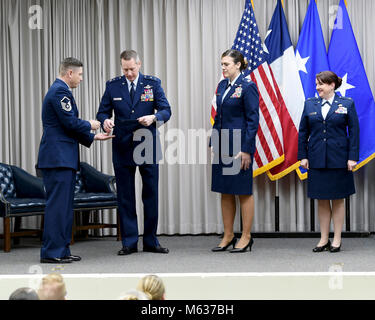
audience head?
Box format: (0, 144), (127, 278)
(9, 287), (39, 300)
(38, 273), (67, 300)
(119, 289), (149, 300)
(137, 275), (165, 300)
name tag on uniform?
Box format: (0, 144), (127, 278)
(308, 112), (317, 116)
(113, 97), (122, 101)
(230, 87), (242, 98)
(335, 105), (347, 114)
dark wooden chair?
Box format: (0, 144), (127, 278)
(0, 163), (45, 252)
(70, 162), (119, 243)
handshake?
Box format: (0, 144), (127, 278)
(89, 120), (115, 141)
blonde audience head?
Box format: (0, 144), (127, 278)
(38, 273), (67, 300)
(119, 289), (149, 300)
(137, 274), (165, 300)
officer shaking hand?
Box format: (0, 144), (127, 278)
(37, 57), (114, 264)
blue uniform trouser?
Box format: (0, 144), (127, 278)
(114, 164), (160, 249)
(40, 168), (76, 259)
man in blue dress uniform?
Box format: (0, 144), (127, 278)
(97, 50), (171, 255)
(37, 58), (114, 263)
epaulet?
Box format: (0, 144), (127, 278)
(306, 97), (319, 101)
(143, 75), (161, 82)
(338, 96), (353, 100)
(243, 77), (253, 84)
(107, 76), (122, 84)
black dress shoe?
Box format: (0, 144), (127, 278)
(118, 247), (138, 255)
(40, 257), (73, 264)
(143, 245), (169, 254)
(312, 240), (331, 253)
(212, 237), (237, 252)
(63, 255), (81, 261)
(230, 237), (254, 253)
(329, 244), (341, 253)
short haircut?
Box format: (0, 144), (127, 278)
(38, 273), (67, 300)
(59, 57), (83, 76)
(9, 287), (39, 300)
(120, 50), (140, 63)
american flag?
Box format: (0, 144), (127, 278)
(210, 0), (285, 176)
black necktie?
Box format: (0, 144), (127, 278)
(226, 82), (231, 90)
(322, 100), (331, 107)
(130, 82), (135, 103)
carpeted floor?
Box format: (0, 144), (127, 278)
(0, 235), (375, 274)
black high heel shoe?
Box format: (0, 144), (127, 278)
(329, 243), (341, 253)
(211, 237), (237, 252)
(312, 240), (331, 253)
(229, 237), (254, 253)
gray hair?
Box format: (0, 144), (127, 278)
(59, 57), (83, 76)
(120, 50), (140, 63)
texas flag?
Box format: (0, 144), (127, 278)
(264, 0), (305, 180)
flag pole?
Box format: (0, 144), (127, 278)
(345, 197), (350, 231)
(310, 199), (315, 232)
(275, 180), (280, 232)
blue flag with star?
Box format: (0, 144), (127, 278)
(295, 0), (329, 179)
(328, 0), (375, 170)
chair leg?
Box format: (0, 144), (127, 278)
(13, 217), (21, 245)
(82, 211), (90, 239)
(3, 217), (11, 252)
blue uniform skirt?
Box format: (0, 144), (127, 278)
(211, 155), (253, 195)
(307, 168), (355, 199)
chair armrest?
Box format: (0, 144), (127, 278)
(11, 166), (45, 198)
(79, 162), (116, 193)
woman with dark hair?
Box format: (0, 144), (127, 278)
(210, 49), (259, 253)
(298, 70), (360, 253)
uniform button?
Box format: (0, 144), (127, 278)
(131, 110), (134, 113)
(323, 138), (326, 141)
(323, 130), (326, 133)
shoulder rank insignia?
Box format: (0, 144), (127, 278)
(339, 96), (352, 100)
(109, 76), (122, 83)
(60, 96), (72, 112)
(144, 75), (160, 82)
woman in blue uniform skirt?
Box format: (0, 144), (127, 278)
(210, 49), (259, 253)
(298, 71), (360, 253)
